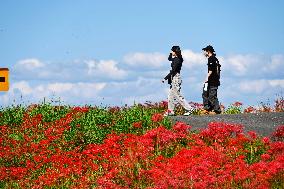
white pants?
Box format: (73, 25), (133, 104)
(168, 73), (193, 112)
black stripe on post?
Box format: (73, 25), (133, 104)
(0, 77), (5, 82)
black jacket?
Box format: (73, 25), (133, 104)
(164, 54), (183, 85)
(207, 55), (221, 86)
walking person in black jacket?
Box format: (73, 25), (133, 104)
(202, 45), (222, 114)
(162, 46), (194, 116)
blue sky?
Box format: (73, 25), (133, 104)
(0, 0), (284, 107)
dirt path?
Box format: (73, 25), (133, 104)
(169, 112), (284, 137)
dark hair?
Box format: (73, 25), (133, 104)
(171, 46), (183, 62)
(202, 45), (216, 56)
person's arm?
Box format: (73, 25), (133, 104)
(205, 71), (212, 83)
(164, 54), (177, 81)
(168, 53), (173, 61)
(162, 71), (172, 83)
(164, 72), (171, 80)
(165, 58), (180, 79)
(205, 58), (216, 83)
(163, 53), (173, 81)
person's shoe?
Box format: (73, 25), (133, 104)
(209, 111), (216, 115)
(214, 110), (222, 114)
(200, 109), (209, 115)
(184, 110), (193, 116)
(163, 110), (174, 116)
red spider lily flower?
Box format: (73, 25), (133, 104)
(9, 167), (28, 180)
(262, 137), (270, 145)
(173, 122), (191, 133)
(132, 121), (142, 128)
(272, 125), (284, 140)
(72, 106), (81, 111)
(0, 126), (8, 133)
(244, 106), (256, 113)
(275, 98), (284, 112)
(160, 101), (168, 109)
(0, 168), (8, 181)
(33, 155), (42, 163)
(72, 106), (89, 113)
(269, 141), (284, 155)
(248, 131), (257, 139)
(144, 126), (186, 149)
(233, 102), (243, 107)
(26, 104), (38, 112)
(47, 135), (58, 141)
(108, 106), (121, 113)
(188, 101), (203, 109)
(261, 154), (271, 161)
(151, 113), (163, 122)
(39, 139), (50, 146)
(200, 122), (244, 144)
(26, 160), (35, 169)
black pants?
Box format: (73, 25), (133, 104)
(202, 85), (221, 113)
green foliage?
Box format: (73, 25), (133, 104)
(243, 139), (268, 164)
(0, 181), (5, 189)
(9, 133), (24, 141)
(70, 107), (113, 144)
(0, 105), (25, 127)
(160, 138), (189, 158)
(66, 104), (172, 145)
(28, 103), (71, 122)
(224, 104), (242, 114)
(0, 102), (70, 129)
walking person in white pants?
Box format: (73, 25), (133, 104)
(162, 46), (194, 116)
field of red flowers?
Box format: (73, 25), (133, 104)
(0, 101), (284, 188)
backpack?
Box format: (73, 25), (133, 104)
(216, 58), (221, 79)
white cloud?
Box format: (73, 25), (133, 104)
(86, 60), (127, 79)
(223, 54), (256, 76)
(17, 59), (45, 70)
(123, 52), (167, 68)
(268, 79), (284, 88)
(47, 83), (74, 93)
(217, 78), (284, 106)
(0, 80), (107, 107)
(13, 58), (128, 82)
(71, 82), (106, 98)
(12, 81), (33, 95)
(182, 49), (205, 69)
(123, 93), (165, 105)
(263, 54), (284, 72)
(238, 79), (269, 94)
(219, 53), (284, 80)
(102, 77), (167, 105)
